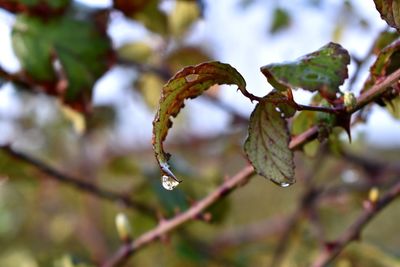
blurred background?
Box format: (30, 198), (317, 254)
(0, 0), (400, 266)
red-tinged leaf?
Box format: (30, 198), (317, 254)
(113, 0), (148, 16)
(244, 100), (295, 186)
(260, 42), (350, 101)
(372, 30), (400, 55)
(152, 61), (246, 183)
(362, 39), (400, 93)
(0, 0), (70, 16)
(374, 0), (400, 31)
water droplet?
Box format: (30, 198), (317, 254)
(185, 74), (199, 83)
(280, 182), (291, 188)
(162, 175), (180, 190)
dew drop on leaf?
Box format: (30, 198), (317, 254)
(161, 175), (180, 190)
(279, 182), (291, 188)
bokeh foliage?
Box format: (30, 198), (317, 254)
(0, 0), (399, 267)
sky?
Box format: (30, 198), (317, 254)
(0, 0), (399, 148)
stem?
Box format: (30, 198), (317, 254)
(295, 104), (342, 114)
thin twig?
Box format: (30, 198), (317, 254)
(101, 165), (255, 267)
(1, 145), (155, 217)
(311, 177), (400, 267)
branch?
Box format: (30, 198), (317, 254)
(311, 178), (400, 267)
(349, 68), (400, 112)
(0, 66), (29, 87)
(289, 67), (400, 151)
(101, 165), (255, 267)
(1, 145), (155, 217)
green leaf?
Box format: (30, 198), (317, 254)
(374, 0), (400, 31)
(134, 73), (164, 109)
(115, 0), (167, 35)
(385, 96), (400, 119)
(372, 30), (400, 55)
(12, 14), (111, 109)
(244, 100), (295, 186)
(165, 46), (211, 74)
(264, 90), (297, 118)
(269, 7), (291, 34)
(291, 110), (320, 156)
(169, 1), (200, 38)
(260, 42), (350, 101)
(117, 42), (153, 63)
(153, 61), (246, 182)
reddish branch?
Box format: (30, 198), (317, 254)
(311, 178), (400, 267)
(349, 68), (400, 112)
(1, 145), (155, 217)
(101, 165), (255, 267)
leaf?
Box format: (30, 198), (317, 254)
(244, 100), (295, 186)
(264, 90), (297, 118)
(134, 73), (164, 109)
(372, 30), (400, 55)
(164, 46), (211, 74)
(117, 42), (153, 63)
(153, 61), (246, 182)
(269, 7), (291, 34)
(115, 0), (168, 35)
(133, 0), (167, 35)
(5, 0), (70, 15)
(113, 0), (148, 16)
(362, 39), (400, 93)
(260, 42), (350, 101)
(291, 111), (320, 156)
(374, 0), (400, 31)
(169, 1), (200, 38)
(385, 96), (400, 118)
(12, 14), (112, 110)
